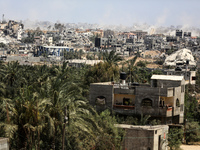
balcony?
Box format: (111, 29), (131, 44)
(113, 104), (135, 110)
(158, 106), (173, 117)
(139, 106), (173, 117)
(113, 104), (135, 115)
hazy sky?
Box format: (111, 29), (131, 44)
(0, 0), (200, 27)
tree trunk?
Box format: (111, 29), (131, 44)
(62, 106), (67, 150)
(52, 124), (57, 150)
(38, 129), (40, 150)
(62, 123), (66, 150)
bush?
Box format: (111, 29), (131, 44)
(168, 127), (183, 150)
(136, 61), (147, 67)
(185, 121), (200, 144)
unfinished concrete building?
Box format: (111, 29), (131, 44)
(116, 124), (169, 150)
(90, 74), (185, 124)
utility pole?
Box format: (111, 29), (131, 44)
(62, 106), (68, 150)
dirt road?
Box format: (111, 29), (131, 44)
(180, 144), (200, 150)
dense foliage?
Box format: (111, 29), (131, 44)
(168, 127), (183, 150)
(0, 61), (123, 150)
(1, 52), (200, 149)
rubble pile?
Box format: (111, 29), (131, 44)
(164, 48), (196, 66)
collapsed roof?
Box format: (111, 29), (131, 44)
(164, 48), (196, 66)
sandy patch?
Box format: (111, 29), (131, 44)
(180, 144), (200, 150)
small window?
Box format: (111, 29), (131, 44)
(192, 76), (196, 80)
(123, 98), (130, 105)
(153, 79), (157, 87)
(96, 96), (106, 105)
(176, 98), (180, 107)
(142, 98), (152, 107)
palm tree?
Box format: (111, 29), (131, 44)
(103, 50), (122, 66)
(0, 85), (52, 150)
(90, 110), (124, 150)
(0, 60), (126, 150)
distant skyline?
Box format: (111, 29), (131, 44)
(0, 0), (200, 27)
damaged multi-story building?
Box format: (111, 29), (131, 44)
(164, 48), (196, 85)
(0, 19), (24, 40)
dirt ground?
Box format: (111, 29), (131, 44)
(180, 144), (200, 150)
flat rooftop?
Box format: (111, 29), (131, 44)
(90, 82), (113, 85)
(115, 124), (168, 130)
(43, 46), (71, 49)
(151, 75), (183, 81)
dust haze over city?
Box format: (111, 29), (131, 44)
(1, 0), (200, 150)
(1, 0), (200, 35)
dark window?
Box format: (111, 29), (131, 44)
(142, 98), (152, 107)
(176, 98), (180, 107)
(153, 79), (157, 87)
(96, 96), (106, 105)
(192, 76), (196, 80)
(123, 98), (131, 105)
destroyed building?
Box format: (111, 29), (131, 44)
(164, 48), (196, 85)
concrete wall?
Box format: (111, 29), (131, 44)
(190, 71), (196, 85)
(6, 56), (40, 63)
(166, 70), (195, 85)
(0, 138), (9, 150)
(156, 80), (182, 88)
(28, 57), (40, 62)
(6, 56), (23, 62)
(89, 83), (114, 111)
(123, 128), (154, 150)
(117, 125), (168, 150)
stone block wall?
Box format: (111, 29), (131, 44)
(89, 83), (114, 111)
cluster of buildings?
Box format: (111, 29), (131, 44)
(89, 47), (197, 149)
(0, 19), (23, 44)
(1, 18), (200, 150)
(94, 29), (200, 58)
(1, 17), (200, 68)
(89, 69), (194, 150)
(89, 71), (189, 149)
